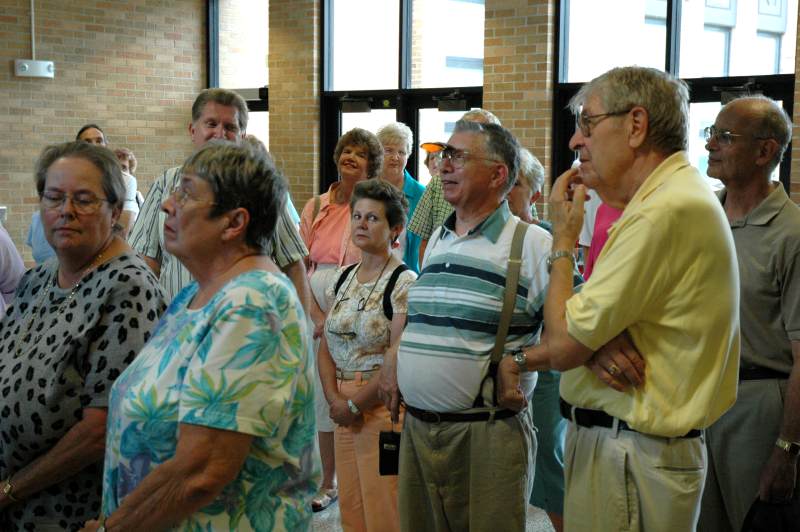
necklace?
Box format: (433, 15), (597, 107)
(14, 246), (109, 358)
(332, 255), (392, 313)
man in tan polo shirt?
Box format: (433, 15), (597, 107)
(498, 66), (740, 531)
(698, 96), (800, 531)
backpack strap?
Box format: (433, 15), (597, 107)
(382, 264), (409, 321)
(334, 263), (359, 296)
(473, 221), (529, 408)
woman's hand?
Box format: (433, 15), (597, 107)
(329, 397), (361, 427)
(79, 519), (100, 532)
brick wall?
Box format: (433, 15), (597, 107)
(792, 7), (800, 203)
(484, 0), (555, 213)
(0, 0), (205, 263)
(268, 0), (320, 208)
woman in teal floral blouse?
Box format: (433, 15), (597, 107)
(82, 142), (319, 531)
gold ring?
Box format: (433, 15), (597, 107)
(608, 364), (621, 377)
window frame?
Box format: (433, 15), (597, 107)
(319, 0), (484, 190)
(552, 0), (793, 193)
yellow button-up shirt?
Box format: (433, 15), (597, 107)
(562, 151), (740, 437)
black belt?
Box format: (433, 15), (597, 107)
(559, 399), (702, 439)
(739, 367), (789, 381)
(406, 404), (517, 423)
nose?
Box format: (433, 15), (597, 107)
(161, 194), (176, 216)
(568, 128), (585, 151)
(211, 124), (225, 139)
(57, 196), (77, 216)
(705, 135), (718, 152)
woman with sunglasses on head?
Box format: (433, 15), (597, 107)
(318, 179), (416, 532)
(0, 141), (166, 531)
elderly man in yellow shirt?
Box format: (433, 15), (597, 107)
(498, 66), (741, 532)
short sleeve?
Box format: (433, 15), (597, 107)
(268, 203), (309, 268)
(781, 244), (800, 341)
(122, 174), (139, 214)
(389, 270), (417, 316)
(178, 281), (308, 437)
(129, 169), (170, 260)
(82, 261), (166, 408)
(567, 213), (669, 350)
(408, 187), (434, 239)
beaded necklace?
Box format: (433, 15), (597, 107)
(14, 248), (107, 358)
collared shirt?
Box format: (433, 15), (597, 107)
(719, 183), (800, 374)
(299, 182), (362, 274)
(562, 151), (740, 437)
(129, 166), (308, 301)
(397, 201), (552, 412)
(407, 174), (453, 240)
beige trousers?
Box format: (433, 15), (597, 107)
(564, 422), (707, 532)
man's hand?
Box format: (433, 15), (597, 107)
(378, 357), (401, 423)
(586, 331), (645, 391)
(329, 398), (361, 427)
(497, 355), (528, 412)
(758, 447), (798, 502)
(549, 167), (587, 246)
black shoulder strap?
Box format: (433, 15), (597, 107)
(334, 263), (359, 296)
(382, 264), (409, 321)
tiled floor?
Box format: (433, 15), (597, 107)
(312, 501), (556, 531)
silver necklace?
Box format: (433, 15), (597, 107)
(14, 249), (107, 358)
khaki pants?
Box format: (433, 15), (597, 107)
(564, 422), (706, 532)
(399, 408), (536, 532)
(335, 378), (402, 532)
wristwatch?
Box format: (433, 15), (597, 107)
(775, 437), (800, 456)
(511, 348), (529, 373)
(347, 399), (361, 415)
(547, 250), (574, 273)
(2, 477), (18, 502)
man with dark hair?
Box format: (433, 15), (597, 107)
(380, 120), (553, 531)
(498, 66), (740, 531)
(699, 96), (800, 531)
(76, 123), (107, 145)
(129, 88), (310, 308)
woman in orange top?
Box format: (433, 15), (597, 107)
(299, 127), (383, 512)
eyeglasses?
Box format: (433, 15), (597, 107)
(576, 109), (632, 137)
(703, 125), (771, 146)
(169, 184), (217, 208)
(383, 147), (408, 159)
(40, 191), (109, 215)
(440, 147), (502, 169)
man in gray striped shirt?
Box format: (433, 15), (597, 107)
(129, 88), (310, 308)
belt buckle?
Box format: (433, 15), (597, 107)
(421, 410), (441, 423)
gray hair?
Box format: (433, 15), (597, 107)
(377, 122), (413, 155)
(569, 66), (690, 153)
(35, 141), (125, 211)
(181, 141), (288, 252)
(730, 95), (793, 170)
(517, 148), (545, 195)
(191, 88), (249, 132)
(453, 120), (520, 195)
(333, 128), (384, 179)
(461, 108), (502, 126)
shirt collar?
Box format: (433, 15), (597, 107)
(627, 151), (691, 207)
(718, 182), (789, 227)
(441, 201), (511, 243)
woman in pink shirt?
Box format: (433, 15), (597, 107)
(299, 127), (383, 512)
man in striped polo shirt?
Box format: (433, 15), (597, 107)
(390, 120), (553, 531)
(129, 88), (310, 307)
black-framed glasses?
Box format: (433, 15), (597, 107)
(40, 191), (109, 215)
(169, 184), (217, 208)
(576, 109), (632, 137)
(440, 146), (502, 169)
(703, 125), (772, 146)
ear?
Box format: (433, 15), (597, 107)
(391, 223), (404, 243)
(628, 106), (649, 149)
(491, 164), (510, 193)
(530, 191), (541, 205)
(756, 139), (780, 168)
(110, 203), (122, 224)
(220, 207), (251, 242)
(188, 121), (196, 139)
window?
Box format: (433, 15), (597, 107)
(208, 0), (270, 147)
(553, 0), (795, 192)
(320, 0), (484, 190)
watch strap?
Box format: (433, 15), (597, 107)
(547, 249), (574, 273)
(2, 477), (18, 502)
(347, 399), (361, 415)
(775, 437), (800, 455)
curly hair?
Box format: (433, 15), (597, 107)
(333, 128), (384, 179)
